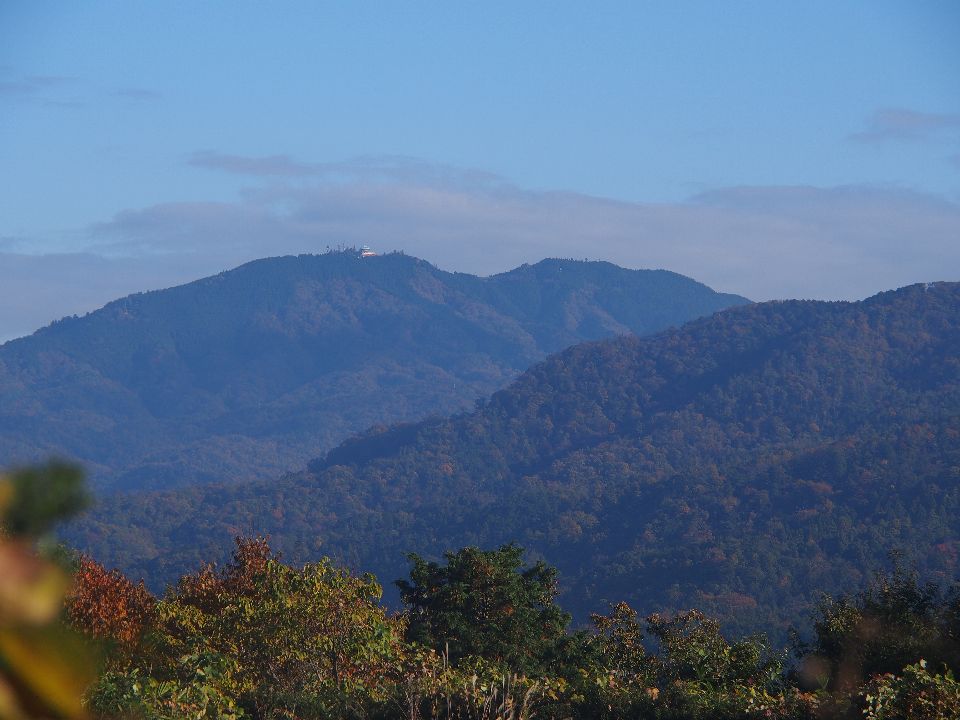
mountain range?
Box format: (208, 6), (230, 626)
(68, 281), (960, 640)
(0, 251), (747, 491)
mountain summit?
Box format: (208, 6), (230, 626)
(0, 251), (747, 490)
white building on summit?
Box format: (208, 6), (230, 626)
(360, 245), (378, 258)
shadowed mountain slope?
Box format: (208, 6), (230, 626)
(0, 251), (747, 490)
(70, 282), (960, 640)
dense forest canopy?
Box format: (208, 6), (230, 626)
(0, 251), (746, 491)
(6, 464), (958, 720)
(69, 282), (960, 643)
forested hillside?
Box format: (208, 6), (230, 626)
(71, 282), (960, 639)
(9, 464), (960, 720)
(0, 251), (746, 491)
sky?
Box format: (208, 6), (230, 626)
(1, 1), (959, 342)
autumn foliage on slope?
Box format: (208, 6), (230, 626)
(59, 538), (960, 720)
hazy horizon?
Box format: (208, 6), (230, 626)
(2, 2), (958, 340)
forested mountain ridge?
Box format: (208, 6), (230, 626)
(70, 281), (960, 640)
(0, 251), (747, 491)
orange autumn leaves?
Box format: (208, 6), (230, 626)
(65, 555), (155, 647)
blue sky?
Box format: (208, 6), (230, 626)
(1, 1), (959, 341)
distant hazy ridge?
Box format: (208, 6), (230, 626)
(0, 251), (747, 490)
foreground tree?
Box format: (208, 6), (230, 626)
(86, 537), (405, 719)
(798, 564), (959, 694)
(645, 609), (797, 718)
(862, 660), (960, 720)
(577, 603), (809, 720)
(396, 544), (571, 675)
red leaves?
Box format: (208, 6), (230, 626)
(65, 555), (155, 646)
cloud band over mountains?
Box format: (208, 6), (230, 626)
(3, 155), (959, 343)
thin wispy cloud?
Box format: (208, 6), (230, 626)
(0, 73), (77, 99)
(0, 70), (158, 107)
(850, 107), (960, 143)
(25, 74), (76, 86)
(40, 98), (86, 109)
(0, 79), (44, 97)
(189, 151), (318, 177)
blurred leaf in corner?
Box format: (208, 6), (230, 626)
(0, 464), (96, 719)
(2, 461), (89, 540)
